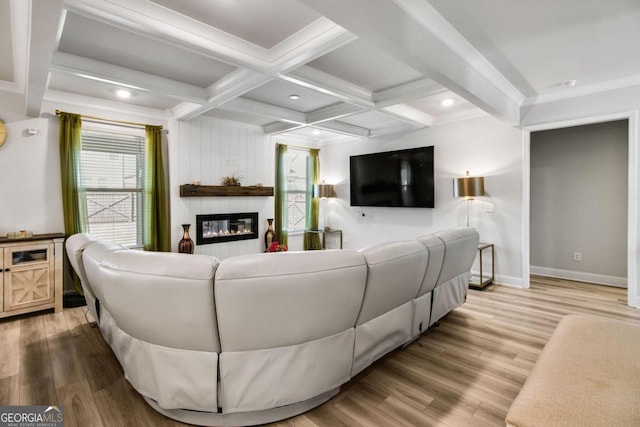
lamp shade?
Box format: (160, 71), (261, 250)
(453, 172), (485, 198)
(314, 181), (335, 198)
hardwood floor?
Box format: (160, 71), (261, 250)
(1, 277), (638, 426)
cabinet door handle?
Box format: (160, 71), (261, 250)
(4, 268), (9, 272)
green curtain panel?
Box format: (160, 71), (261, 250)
(304, 148), (323, 250)
(144, 125), (171, 252)
(274, 143), (288, 247)
(59, 112), (85, 294)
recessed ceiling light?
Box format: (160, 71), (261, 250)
(441, 98), (455, 107)
(289, 94), (300, 100)
(312, 129), (321, 136)
(562, 80), (578, 87)
(115, 89), (132, 98)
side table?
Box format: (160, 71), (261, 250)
(469, 242), (494, 290)
(322, 229), (343, 249)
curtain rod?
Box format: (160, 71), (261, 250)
(55, 109), (163, 130)
(277, 142), (320, 151)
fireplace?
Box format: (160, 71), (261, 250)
(196, 212), (259, 245)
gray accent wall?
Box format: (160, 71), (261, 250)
(530, 120), (628, 284)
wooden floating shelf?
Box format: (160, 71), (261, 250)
(180, 184), (274, 197)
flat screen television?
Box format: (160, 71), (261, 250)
(350, 146), (434, 208)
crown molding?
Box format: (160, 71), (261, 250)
(524, 73), (640, 106)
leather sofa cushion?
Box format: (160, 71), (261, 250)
(98, 250), (221, 352)
(215, 250), (367, 352)
(357, 240), (428, 325)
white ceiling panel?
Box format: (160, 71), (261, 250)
(58, 12), (237, 87)
(149, 0), (321, 49)
(243, 79), (340, 112)
(48, 73), (179, 110)
(405, 91), (477, 117)
(308, 39), (423, 92)
(428, 0), (640, 97)
(339, 110), (409, 131)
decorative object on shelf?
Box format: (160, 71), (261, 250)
(267, 241), (288, 252)
(6, 230), (33, 239)
(180, 184), (274, 197)
(453, 170), (485, 227)
(178, 224), (195, 254)
(221, 173), (242, 186)
(264, 218), (275, 250)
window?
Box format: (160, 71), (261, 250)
(80, 126), (146, 247)
(284, 149), (310, 232)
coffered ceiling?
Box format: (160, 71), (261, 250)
(2, 0), (640, 141)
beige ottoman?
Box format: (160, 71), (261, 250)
(506, 314), (640, 426)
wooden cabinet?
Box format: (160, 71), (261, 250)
(0, 234), (64, 318)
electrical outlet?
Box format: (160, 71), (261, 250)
(484, 203), (495, 212)
(573, 252), (582, 262)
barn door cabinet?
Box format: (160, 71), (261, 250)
(0, 234), (64, 319)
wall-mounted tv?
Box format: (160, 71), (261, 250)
(350, 146), (434, 208)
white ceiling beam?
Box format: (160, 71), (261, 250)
(26, 0), (65, 117)
(269, 18), (356, 73)
(63, 1), (359, 122)
(300, 0), (523, 125)
(51, 52), (209, 104)
(263, 121), (303, 135)
(380, 104), (434, 127)
(44, 90), (169, 122)
(281, 65), (374, 108)
(219, 97), (306, 124)
(262, 115), (371, 139)
(174, 69), (273, 121)
(281, 66), (435, 129)
(374, 78), (445, 108)
(316, 120), (370, 137)
(64, 0), (268, 71)
(306, 103), (367, 125)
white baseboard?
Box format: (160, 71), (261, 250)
(530, 266), (627, 288)
(470, 270), (524, 288)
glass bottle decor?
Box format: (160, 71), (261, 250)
(264, 218), (275, 251)
(178, 224), (195, 254)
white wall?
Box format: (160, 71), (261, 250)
(0, 117), (64, 235)
(321, 115), (524, 286)
(530, 120), (628, 286)
(169, 116), (277, 258)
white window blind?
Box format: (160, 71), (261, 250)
(284, 149), (309, 232)
(80, 128), (145, 247)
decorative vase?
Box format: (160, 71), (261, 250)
(264, 218), (275, 251)
(178, 224), (195, 254)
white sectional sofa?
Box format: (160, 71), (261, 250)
(66, 227), (479, 426)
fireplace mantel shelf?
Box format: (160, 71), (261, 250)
(180, 184), (274, 197)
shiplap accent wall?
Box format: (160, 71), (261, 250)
(169, 116), (275, 259)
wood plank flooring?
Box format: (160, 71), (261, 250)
(1, 276), (639, 426)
